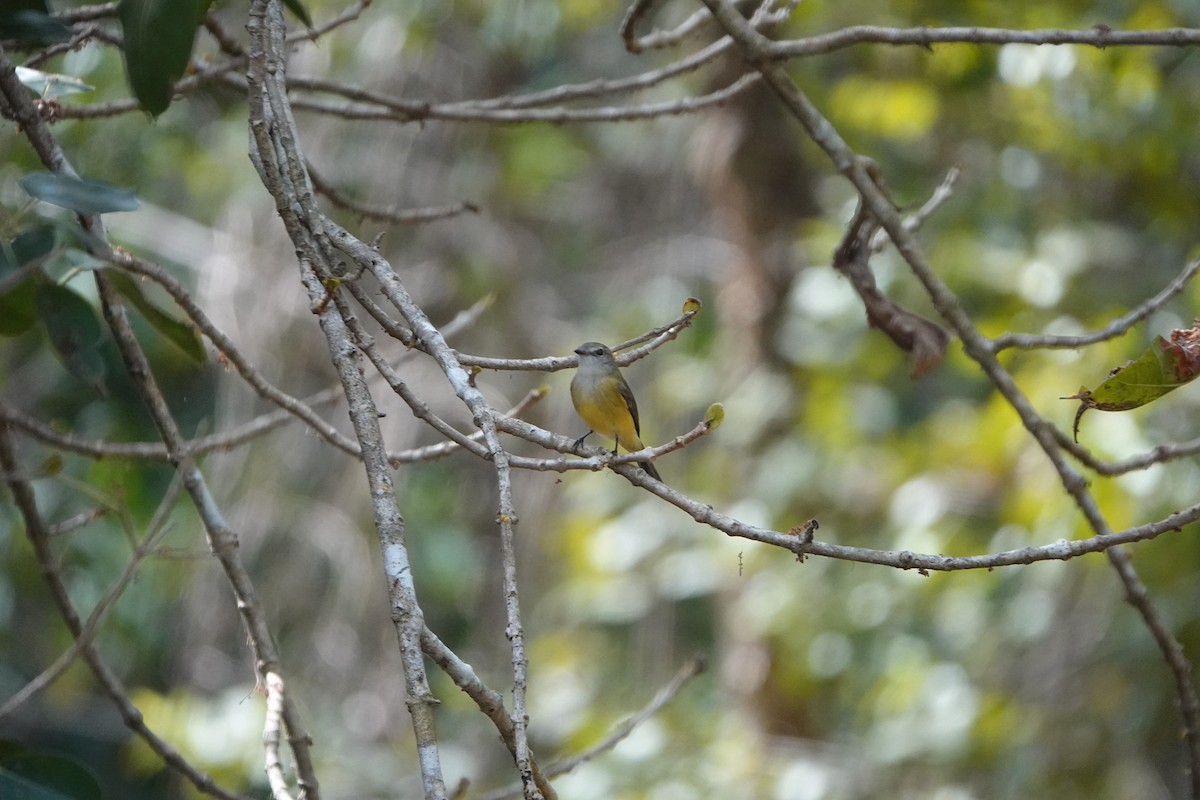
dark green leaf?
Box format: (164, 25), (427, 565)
(108, 271), (206, 363)
(0, 276), (39, 336)
(36, 284), (107, 387)
(0, 750), (102, 800)
(0, 225), (58, 273)
(0, 226), (57, 336)
(0, 0), (50, 12)
(0, 742), (102, 800)
(0, 768), (77, 800)
(21, 172), (140, 215)
(118, 0), (204, 117)
(281, 0), (313, 28)
(0, 10), (71, 46)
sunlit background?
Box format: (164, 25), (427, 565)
(3, 1), (1200, 798)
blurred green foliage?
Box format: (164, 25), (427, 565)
(3, 1), (1200, 799)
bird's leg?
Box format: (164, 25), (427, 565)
(573, 430), (593, 450)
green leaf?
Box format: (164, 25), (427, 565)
(0, 226), (58, 337)
(704, 402), (725, 429)
(15, 66), (95, 98)
(107, 271), (206, 363)
(0, 6), (71, 46)
(0, 277), (39, 337)
(281, 0), (313, 28)
(118, 0), (204, 117)
(1066, 326), (1200, 440)
(35, 283), (107, 388)
(0, 0), (51, 12)
(0, 742), (103, 800)
(21, 172), (140, 215)
(0, 225), (59, 273)
(0, 768), (77, 800)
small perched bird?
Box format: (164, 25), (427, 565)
(570, 341), (662, 481)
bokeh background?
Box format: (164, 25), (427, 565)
(4, 1), (1200, 798)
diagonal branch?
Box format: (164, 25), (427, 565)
(475, 655), (706, 800)
(0, 468), (181, 719)
(1, 39), (320, 800)
(769, 24), (1200, 58)
(700, 3), (1200, 789)
(0, 424), (247, 800)
(1107, 547), (1200, 796)
(993, 257), (1200, 351)
(246, 2), (450, 797)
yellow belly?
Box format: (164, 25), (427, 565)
(571, 378), (644, 453)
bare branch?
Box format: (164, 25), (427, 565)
(286, 73), (761, 125)
(834, 189), (950, 376)
(1053, 426), (1200, 476)
(456, 302), (700, 372)
(1107, 547), (1200, 795)
(993, 257), (1200, 351)
(540, 655), (705, 778)
(770, 24), (1200, 58)
(421, 629), (557, 800)
(247, 2), (447, 795)
(869, 166), (961, 253)
(308, 162), (479, 225)
(262, 672), (297, 800)
(476, 656), (706, 800)
(109, 251), (365, 458)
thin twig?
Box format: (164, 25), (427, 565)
(1052, 426), (1200, 476)
(1106, 547), (1200, 797)
(108, 251), (365, 459)
(0, 468), (182, 719)
(993, 257), (1200, 351)
(308, 163), (479, 225)
(455, 303), (700, 373)
(285, 73), (760, 125)
(869, 166), (961, 253)
(421, 629), (557, 800)
(0, 424), (247, 800)
(475, 656), (706, 800)
(770, 24), (1200, 58)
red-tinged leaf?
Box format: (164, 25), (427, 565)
(1066, 322), (1200, 440)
